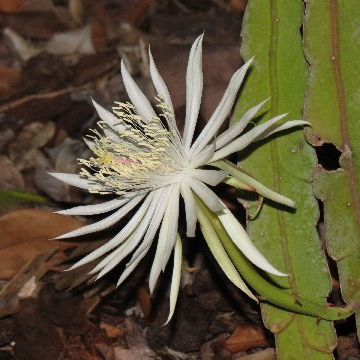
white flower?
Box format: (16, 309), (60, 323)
(51, 35), (307, 322)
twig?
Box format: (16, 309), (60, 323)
(0, 60), (119, 113)
(0, 84), (90, 113)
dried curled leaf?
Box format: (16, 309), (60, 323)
(0, 208), (83, 279)
(223, 324), (270, 353)
(0, 0), (25, 13)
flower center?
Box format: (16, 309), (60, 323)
(79, 101), (189, 195)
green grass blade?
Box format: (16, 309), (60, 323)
(233, 0), (336, 358)
(0, 190), (48, 208)
(304, 0), (360, 338)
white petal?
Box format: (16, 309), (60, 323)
(91, 98), (123, 129)
(161, 184), (180, 270)
(190, 169), (227, 186)
(187, 178), (224, 213)
(197, 203), (257, 301)
(55, 193), (145, 239)
(218, 206), (287, 276)
(191, 142), (215, 168)
(90, 241), (126, 276)
(56, 196), (133, 216)
(149, 184), (180, 292)
(94, 190), (161, 278)
(256, 120), (310, 140)
(229, 112), (288, 150)
(180, 182), (197, 237)
(113, 187), (170, 285)
(67, 193), (153, 270)
(215, 98), (269, 150)
(149, 47), (175, 117)
(183, 35), (204, 150)
(49, 172), (93, 190)
(148, 215), (170, 292)
(210, 113), (288, 162)
(190, 58), (254, 155)
(164, 235), (182, 324)
(115, 231), (160, 288)
(121, 60), (156, 122)
(116, 252), (145, 287)
(128, 186), (170, 261)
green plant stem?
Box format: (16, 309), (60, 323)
(195, 196), (355, 320)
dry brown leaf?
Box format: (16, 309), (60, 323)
(46, 25), (96, 55)
(0, 63), (21, 97)
(0, 0), (25, 13)
(100, 322), (125, 338)
(95, 343), (115, 360)
(125, 0), (153, 26)
(337, 335), (360, 359)
(53, 239), (105, 292)
(0, 156), (25, 191)
(4, 12), (68, 40)
(223, 324), (270, 353)
(113, 348), (154, 360)
(137, 285), (152, 318)
(0, 208), (83, 279)
(39, 283), (89, 335)
(0, 248), (56, 317)
(91, 20), (108, 50)
(20, 0), (55, 12)
(230, 0), (247, 13)
(96, 318), (157, 360)
(0, 129), (15, 150)
(3, 27), (42, 61)
(8, 121), (55, 170)
(112, 319), (157, 360)
(4, 25), (96, 61)
(36, 138), (90, 203)
(18, 276), (37, 298)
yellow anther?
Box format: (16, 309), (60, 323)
(79, 98), (185, 195)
